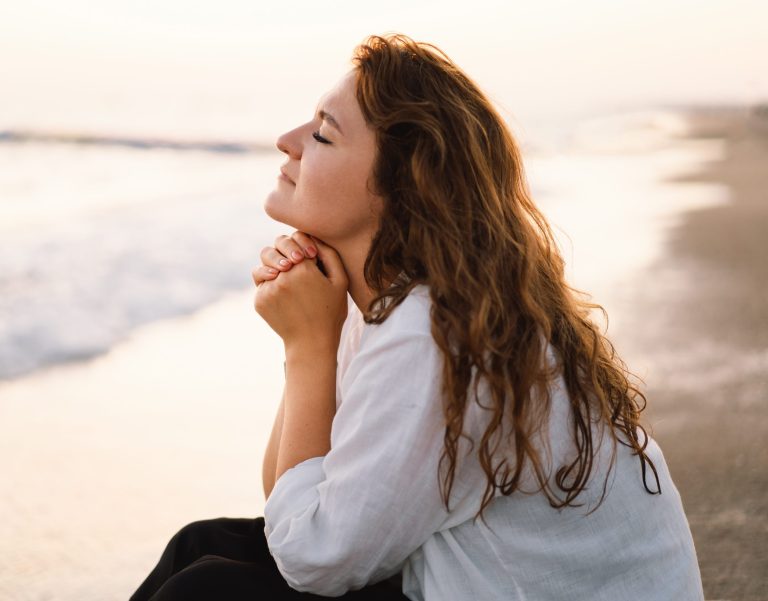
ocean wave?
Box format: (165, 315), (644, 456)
(0, 129), (272, 155)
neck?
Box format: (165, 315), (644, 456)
(337, 243), (375, 313)
(333, 237), (376, 313)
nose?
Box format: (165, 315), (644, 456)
(276, 126), (302, 159)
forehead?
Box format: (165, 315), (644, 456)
(319, 70), (356, 104)
(316, 71), (364, 128)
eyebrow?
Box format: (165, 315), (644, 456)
(318, 109), (343, 135)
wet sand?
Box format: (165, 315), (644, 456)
(1, 109), (762, 600)
(623, 106), (768, 599)
(0, 291), (284, 599)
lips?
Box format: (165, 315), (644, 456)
(279, 167), (295, 185)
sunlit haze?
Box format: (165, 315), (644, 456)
(1, 2), (766, 599)
(1, 0), (765, 142)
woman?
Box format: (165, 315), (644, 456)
(131, 34), (703, 600)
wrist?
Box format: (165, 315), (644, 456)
(284, 342), (338, 368)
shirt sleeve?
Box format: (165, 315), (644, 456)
(263, 303), (485, 596)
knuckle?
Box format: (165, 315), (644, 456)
(252, 267), (266, 282)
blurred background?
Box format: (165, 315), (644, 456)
(0, 1), (766, 599)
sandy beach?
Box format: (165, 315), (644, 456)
(1, 107), (764, 600)
(0, 292), (285, 599)
(621, 106), (768, 599)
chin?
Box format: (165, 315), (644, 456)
(263, 199), (309, 234)
(263, 193), (333, 239)
(264, 192), (291, 225)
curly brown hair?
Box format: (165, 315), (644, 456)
(351, 33), (660, 519)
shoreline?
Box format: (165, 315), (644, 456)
(630, 105), (768, 599)
(0, 106), (762, 599)
(0, 290), (284, 599)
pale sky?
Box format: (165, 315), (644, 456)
(0, 0), (765, 141)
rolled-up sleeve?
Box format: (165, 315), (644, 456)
(263, 299), (481, 596)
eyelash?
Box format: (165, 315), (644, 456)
(312, 131), (331, 144)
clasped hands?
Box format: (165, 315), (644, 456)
(252, 231), (349, 353)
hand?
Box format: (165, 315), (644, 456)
(252, 233), (349, 351)
(251, 231), (318, 286)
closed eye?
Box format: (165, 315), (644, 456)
(312, 131), (332, 144)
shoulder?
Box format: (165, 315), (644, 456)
(341, 285), (438, 389)
(337, 286), (444, 419)
(338, 285), (433, 361)
(365, 284), (433, 343)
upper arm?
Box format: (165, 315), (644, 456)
(263, 320), (484, 595)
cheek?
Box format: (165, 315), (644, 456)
(299, 156), (369, 216)
(268, 151), (379, 240)
(298, 163), (335, 207)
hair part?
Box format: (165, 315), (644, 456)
(351, 33), (660, 520)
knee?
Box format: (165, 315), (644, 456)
(181, 515), (239, 539)
(150, 555), (273, 601)
(173, 519), (218, 540)
(167, 519), (223, 557)
(148, 556), (227, 600)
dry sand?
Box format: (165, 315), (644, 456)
(1, 108), (764, 600)
(0, 291), (284, 599)
(624, 106), (768, 600)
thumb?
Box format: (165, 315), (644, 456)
(309, 236), (349, 287)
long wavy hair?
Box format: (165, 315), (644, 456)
(351, 33), (661, 519)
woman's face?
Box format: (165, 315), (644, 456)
(264, 70), (382, 247)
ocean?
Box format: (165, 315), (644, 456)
(0, 112), (725, 382)
(0, 111), (728, 600)
(0, 137), (282, 381)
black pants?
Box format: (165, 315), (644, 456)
(129, 517), (410, 600)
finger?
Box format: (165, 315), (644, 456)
(309, 236), (348, 287)
(252, 264), (279, 286)
(260, 246), (293, 271)
(289, 231), (318, 259)
(274, 234), (311, 265)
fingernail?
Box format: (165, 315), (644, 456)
(291, 250), (303, 261)
(279, 259), (290, 267)
(305, 246), (317, 257)
(267, 267), (278, 274)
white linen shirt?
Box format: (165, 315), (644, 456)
(263, 285), (703, 600)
